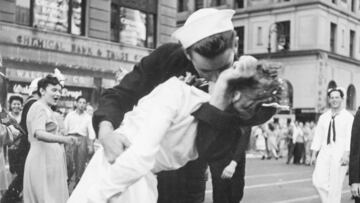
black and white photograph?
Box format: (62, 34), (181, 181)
(0, 0), (359, 203)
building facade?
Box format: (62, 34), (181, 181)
(0, 0), (178, 109)
(177, 0), (360, 121)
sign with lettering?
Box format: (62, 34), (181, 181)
(10, 82), (83, 99)
(0, 23), (152, 64)
(5, 68), (94, 88)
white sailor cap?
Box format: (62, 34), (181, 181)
(172, 8), (235, 49)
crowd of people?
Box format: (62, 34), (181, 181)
(0, 77), (96, 203)
(0, 7), (360, 203)
(252, 120), (316, 165)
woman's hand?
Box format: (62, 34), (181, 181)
(209, 58), (257, 110)
(63, 136), (78, 145)
(8, 125), (21, 138)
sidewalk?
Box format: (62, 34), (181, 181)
(246, 150), (263, 159)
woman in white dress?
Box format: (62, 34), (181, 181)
(23, 75), (77, 203)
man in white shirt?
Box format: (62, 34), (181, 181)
(310, 88), (354, 203)
(64, 96), (95, 184)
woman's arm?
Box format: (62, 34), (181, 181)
(35, 129), (74, 144)
(29, 104), (75, 145)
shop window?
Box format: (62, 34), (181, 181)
(235, 26), (244, 56)
(16, 0), (31, 26)
(110, 6), (156, 48)
(31, 0), (85, 35)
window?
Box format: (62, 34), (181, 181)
(195, 0), (204, 10)
(330, 23), (337, 52)
(16, 0), (31, 26)
(332, 0), (336, 3)
(32, 0), (85, 35)
(235, 26), (244, 56)
(351, 0), (355, 12)
(341, 29), (345, 48)
(256, 26), (263, 45)
(178, 0), (189, 12)
(350, 30), (355, 57)
(110, 6), (156, 48)
(210, 0), (226, 7)
(234, 0), (244, 8)
(276, 21), (290, 51)
(346, 85), (356, 111)
(111, 4), (120, 42)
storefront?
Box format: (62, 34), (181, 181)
(294, 108), (317, 123)
(0, 21), (152, 109)
(5, 67), (95, 111)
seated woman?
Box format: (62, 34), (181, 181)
(69, 59), (286, 203)
(23, 75), (78, 203)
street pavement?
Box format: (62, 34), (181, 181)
(204, 157), (353, 203)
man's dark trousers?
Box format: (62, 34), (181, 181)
(209, 156), (245, 203)
(157, 158), (208, 203)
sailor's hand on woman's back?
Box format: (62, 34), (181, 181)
(99, 121), (131, 164)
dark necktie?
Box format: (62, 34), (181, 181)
(327, 115), (337, 144)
